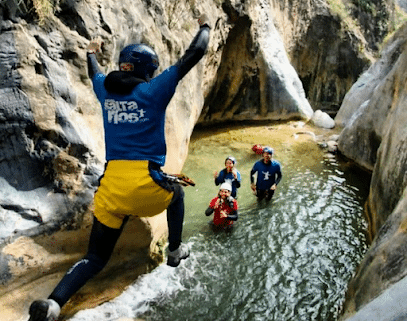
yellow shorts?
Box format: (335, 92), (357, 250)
(94, 160), (173, 229)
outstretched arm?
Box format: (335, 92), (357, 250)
(87, 54), (102, 80)
(86, 39), (103, 79)
(175, 15), (211, 80)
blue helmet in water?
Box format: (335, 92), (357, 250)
(119, 44), (159, 80)
(262, 146), (274, 155)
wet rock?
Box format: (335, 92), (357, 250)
(329, 134), (340, 142)
(335, 23), (407, 170)
(288, 0), (393, 114)
(326, 140), (338, 153)
(345, 274), (407, 321)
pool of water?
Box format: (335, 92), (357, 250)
(69, 124), (369, 321)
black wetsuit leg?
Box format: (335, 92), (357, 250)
(49, 216), (127, 307)
(256, 189), (264, 200)
(167, 184), (185, 252)
(257, 189), (274, 201)
(148, 162), (185, 252)
(265, 190), (275, 201)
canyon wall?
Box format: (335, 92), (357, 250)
(335, 23), (407, 319)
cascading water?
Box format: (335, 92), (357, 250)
(69, 124), (369, 321)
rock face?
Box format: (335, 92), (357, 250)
(0, 20), (103, 241)
(198, 0), (314, 124)
(335, 23), (407, 319)
(284, 0), (394, 115)
(199, 0), (395, 123)
(344, 273), (407, 321)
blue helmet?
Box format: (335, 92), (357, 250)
(119, 44), (159, 80)
(262, 146), (274, 155)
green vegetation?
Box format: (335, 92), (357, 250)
(325, 0), (407, 53)
(325, 0), (359, 31)
(393, 4), (407, 31)
(354, 0), (375, 14)
(32, 0), (53, 25)
(0, 0), (54, 25)
(381, 5), (407, 47)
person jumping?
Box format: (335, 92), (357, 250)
(28, 14), (211, 321)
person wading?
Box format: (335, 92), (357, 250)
(250, 146), (282, 201)
(214, 156), (241, 198)
(205, 182), (238, 231)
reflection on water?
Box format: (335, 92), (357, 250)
(70, 125), (369, 321)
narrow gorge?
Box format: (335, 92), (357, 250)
(0, 0), (406, 320)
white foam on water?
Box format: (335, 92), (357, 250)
(69, 241), (197, 321)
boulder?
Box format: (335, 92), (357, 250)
(327, 140), (338, 153)
(311, 110), (335, 129)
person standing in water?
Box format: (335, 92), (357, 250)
(205, 182), (238, 231)
(250, 146), (282, 201)
(214, 156), (241, 198)
(28, 15), (211, 321)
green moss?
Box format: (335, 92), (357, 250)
(32, 0), (53, 25)
(326, 0), (359, 30)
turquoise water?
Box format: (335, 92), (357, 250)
(70, 126), (369, 321)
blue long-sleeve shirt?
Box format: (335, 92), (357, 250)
(87, 26), (210, 166)
(214, 169), (241, 198)
(250, 160), (282, 190)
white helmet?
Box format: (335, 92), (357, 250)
(220, 182), (232, 192)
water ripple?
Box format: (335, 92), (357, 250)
(69, 142), (369, 321)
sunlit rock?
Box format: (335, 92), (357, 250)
(199, 0), (313, 124)
(311, 110), (335, 129)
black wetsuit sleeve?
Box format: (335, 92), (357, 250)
(275, 170), (282, 185)
(205, 207), (214, 216)
(250, 168), (256, 184)
(87, 53), (102, 80)
(175, 25), (210, 80)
